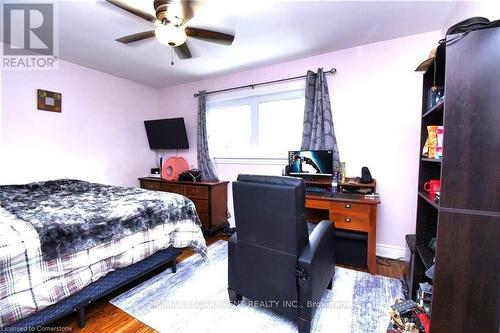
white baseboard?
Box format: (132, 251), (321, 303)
(376, 243), (407, 260)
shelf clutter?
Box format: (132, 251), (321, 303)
(339, 177), (376, 195)
(421, 125), (443, 160)
(421, 98), (444, 119)
(387, 298), (430, 333)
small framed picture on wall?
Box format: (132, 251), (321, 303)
(37, 89), (61, 113)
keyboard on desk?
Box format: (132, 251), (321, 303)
(305, 186), (327, 195)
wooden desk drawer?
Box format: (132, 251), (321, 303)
(141, 181), (162, 191)
(162, 183), (184, 195)
(305, 198), (330, 210)
(184, 185), (209, 199)
(191, 198), (209, 213)
(331, 201), (370, 216)
(331, 212), (369, 232)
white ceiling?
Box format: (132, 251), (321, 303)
(3, 1), (467, 88)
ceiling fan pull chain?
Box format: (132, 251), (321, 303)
(171, 47), (175, 66)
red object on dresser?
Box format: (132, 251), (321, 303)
(161, 156), (189, 180)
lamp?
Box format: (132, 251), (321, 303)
(155, 24), (187, 47)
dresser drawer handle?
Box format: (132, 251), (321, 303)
(344, 217), (352, 223)
(345, 203), (352, 209)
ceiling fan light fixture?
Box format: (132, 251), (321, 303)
(165, 1), (183, 26)
(166, 12), (183, 26)
(155, 24), (187, 47)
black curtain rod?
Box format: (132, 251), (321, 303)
(193, 67), (337, 97)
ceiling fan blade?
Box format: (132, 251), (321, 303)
(184, 27), (235, 45)
(116, 30), (156, 44)
(180, 0), (195, 24)
(106, 0), (158, 23)
(174, 42), (192, 59)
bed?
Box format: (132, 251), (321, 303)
(0, 179), (207, 330)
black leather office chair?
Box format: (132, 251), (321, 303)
(228, 174), (336, 333)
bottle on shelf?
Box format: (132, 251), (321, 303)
(332, 168), (340, 192)
(340, 162), (346, 184)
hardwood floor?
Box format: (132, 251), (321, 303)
(52, 234), (405, 332)
(374, 257), (406, 279)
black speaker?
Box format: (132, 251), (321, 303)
(360, 167), (373, 183)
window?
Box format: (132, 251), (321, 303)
(206, 89), (305, 158)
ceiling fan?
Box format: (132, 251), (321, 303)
(105, 0), (235, 60)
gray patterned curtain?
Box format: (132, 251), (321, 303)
(301, 68), (340, 170)
(197, 91), (219, 181)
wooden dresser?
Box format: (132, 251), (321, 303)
(138, 177), (229, 235)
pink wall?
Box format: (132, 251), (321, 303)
(158, 31), (442, 254)
(0, 59), (159, 186)
(0, 30), (443, 254)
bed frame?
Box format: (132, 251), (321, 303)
(5, 247), (182, 331)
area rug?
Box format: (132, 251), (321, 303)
(111, 241), (403, 333)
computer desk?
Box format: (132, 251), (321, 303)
(305, 191), (380, 274)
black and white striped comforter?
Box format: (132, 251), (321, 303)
(0, 179), (207, 328)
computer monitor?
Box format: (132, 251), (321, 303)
(288, 150), (333, 177)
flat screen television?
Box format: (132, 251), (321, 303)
(288, 150), (333, 177)
(144, 118), (189, 149)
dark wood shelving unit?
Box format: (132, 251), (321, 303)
(410, 28), (500, 333)
(416, 245), (434, 270)
(420, 158), (442, 163)
(417, 191), (440, 210)
(422, 99), (444, 118)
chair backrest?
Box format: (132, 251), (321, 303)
(232, 174), (309, 256)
